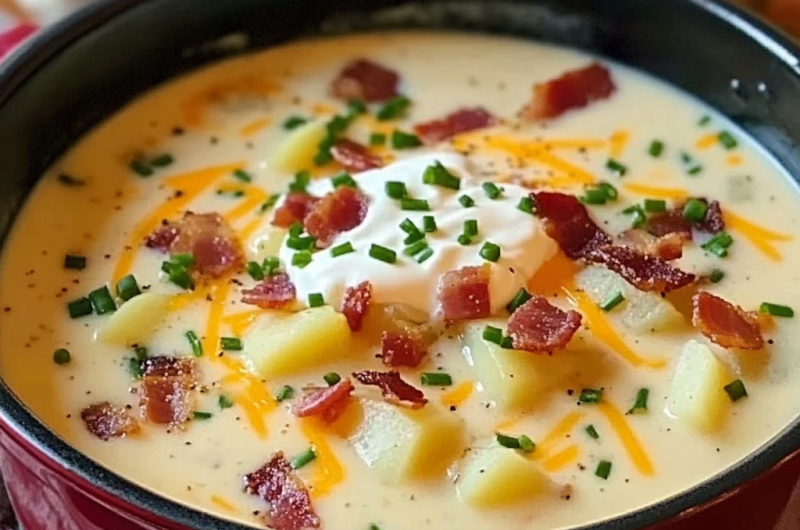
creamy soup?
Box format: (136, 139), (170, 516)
(1, 31), (799, 530)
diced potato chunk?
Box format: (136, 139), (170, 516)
(337, 398), (465, 484)
(462, 321), (576, 412)
(245, 306), (350, 377)
(576, 265), (684, 333)
(458, 444), (553, 508)
(250, 227), (287, 262)
(97, 293), (170, 347)
(268, 120), (327, 173)
(667, 340), (733, 433)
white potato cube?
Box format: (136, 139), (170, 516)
(97, 293), (171, 347)
(250, 227), (287, 262)
(268, 119), (327, 173)
(667, 340), (733, 433)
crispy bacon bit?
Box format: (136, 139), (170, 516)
(331, 139), (382, 173)
(414, 107), (497, 144)
(244, 453), (320, 530)
(697, 200), (725, 234)
(533, 192), (611, 259)
(146, 212), (244, 278)
(341, 281), (372, 332)
(304, 187), (369, 248)
(330, 59), (400, 103)
(139, 357), (196, 426)
(438, 265), (491, 320)
(381, 330), (427, 368)
(586, 245), (696, 292)
(272, 193), (320, 229)
(508, 296), (582, 352)
(242, 273), (296, 309)
(293, 379), (354, 424)
(353, 370), (428, 408)
(520, 63), (616, 121)
(646, 210), (693, 239)
(81, 402), (139, 441)
(617, 229), (687, 261)
(692, 292), (764, 350)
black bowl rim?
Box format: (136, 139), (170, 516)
(0, 1), (799, 529)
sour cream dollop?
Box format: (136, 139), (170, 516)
(277, 153), (557, 317)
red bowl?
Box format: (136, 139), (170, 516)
(0, 1), (799, 529)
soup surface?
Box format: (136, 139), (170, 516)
(1, 31), (799, 530)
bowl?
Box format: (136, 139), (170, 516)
(0, 1), (799, 529)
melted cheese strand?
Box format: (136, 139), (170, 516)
(724, 210), (793, 261)
(224, 185), (269, 222)
(536, 411), (587, 456)
(609, 130), (631, 158)
(221, 310), (264, 337)
(239, 117), (272, 138)
(695, 133), (719, 150)
(597, 401), (656, 476)
(210, 495), (238, 513)
(542, 445), (581, 473)
(182, 76), (281, 128)
(202, 281), (231, 357)
(440, 380), (475, 408)
(299, 417), (346, 497)
(622, 183), (689, 199)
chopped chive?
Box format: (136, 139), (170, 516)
(275, 385), (294, 402)
(218, 395), (234, 410)
(64, 254), (86, 270)
(518, 435), (536, 454)
(701, 231), (734, 258)
(292, 250), (313, 269)
(759, 302), (794, 318)
(385, 181), (408, 200)
(186, 330), (203, 357)
(595, 460), (612, 480)
(192, 411), (213, 420)
(258, 193), (281, 214)
(290, 448), (317, 469)
(57, 174), (85, 187)
(517, 196), (536, 214)
(161, 261), (193, 290)
(718, 131), (738, 150)
(627, 388), (650, 414)
(150, 154), (174, 167)
(263, 257), (281, 276)
(289, 170), (311, 193)
(399, 218), (420, 235)
(420, 373), (453, 386)
(116, 274), (141, 302)
(506, 289), (532, 314)
(648, 140), (664, 157)
(130, 159), (153, 177)
(422, 215), (437, 233)
(331, 242), (355, 257)
(369, 244), (396, 264)
(481, 181), (502, 199)
(500, 335), (514, 349)
(377, 95), (411, 121)
(403, 239), (429, 257)
(323, 372), (341, 386)
(458, 195), (475, 208)
(598, 182), (618, 201)
(483, 325), (503, 345)
(391, 130), (422, 149)
(216, 189), (245, 198)
(688, 165), (704, 176)
(128, 357), (144, 379)
(416, 248), (434, 264)
(369, 132), (387, 146)
(683, 198), (708, 223)
(172, 253), (195, 267)
(400, 198), (430, 211)
(464, 219), (479, 237)
(605, 159), (627, 177)
(496, 433), (521, 449)
(698, 115), (711, 126)
(404, 231), (426, 246)
(286, 236), (317, 251)
(599, 290), (625, 312)
(53, 348), (71, 365)
(331, 173), (357, 189)
(220, 337), (243, 351)
(708, 269), (725, 283)
(308, 293), (325, 308)
(347, 99), (367, 116)
(579, 388), (603, 404)
(724, 379), (748, 402)
(283, 115), (308, 130)
(681, 151), (694, 164)
(88, 286), (116, 315)
(369, 525), (381, 530)
(246, 261), (265, 281)
(423, 161), (461, 190)
(585, 425), (600, 440)
(479, 241), (501, 262)
(644, 199), (667, 213)
(622, 204), (646, 229)
(134, 346), (148, 361)
(457, 233), (472, 246)
(580, 188), (608, 205)
(232, 169), (252, 183)
(290, 221), (304, 237)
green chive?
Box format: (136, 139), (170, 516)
(283, 115), (308, 130)
(232, 169), (252, 183)
(595, 460), (612, 480)
(116, 274), (141, 302)
(53, 348), (71, 365)
(483, 325), (503, 345)
(161, 261), (193, 289)
(220, 337), (243, 351)
(718, 131), (738, 150)
(464, 219), (479, 237)
(292, 251), (313, 269)
(628, 388), (650, 414)
(289, 170), (311, 193)
(579, 388), (603, 404)
(134, 346), (148, 361)
(507, 289), (532, 314)
(759, 302), (794, 318)
(64, 254), (86, 270)
(377, 95), (411, 121)
(400, 198), (430, 211)
(218, 395), (234, 410)
(423, 162), (461, 190)
(416, 248), (434, 264)
(701, 231), (734, 258)
(500, 335), (514, 349)
(186, 331), (203, 357)
(517, 196), (536, 214)
(347, 99), (367, 116)
(458, 195), (475, 208)
(290, 222), (304, 237)
(599, 290), (625, 312)
(308, 293), (325, 308)
(403, 240), (429, 257)
(585, 425), (600, 440)
(323, 372), (341, 386)
(605, 159), (627, 176)
(192, 411), (213, 420)
(420, 373), (452, 386)
(369, 524), (381, 530)
(391, 130), (422, 149)
(263, 257), (281, 276)
(130, 159), (153, 177)
(598, 182), (618, 201)
(369, 244), (396, 264)
(247, 261), (265, 281)
(332, 173), (357, 189)
(698, 115), (711, 126)
(482, 181), (502, 199)
(422, 215), (437, 233)
(385, 181), (408, 199)
(708, 269), (725, 283)
(580, 188), (608, 205)
(644, 199), (667, 213)
(286, 236), (317, 251)
(683, 198), (708, 223)
(479, 241), (501, 262)
(258, 193), (281, 214)
(496, 433), (521, 449)
(648, 140), (664, 157)
(331, 242), (355, 258)
(216, 189), (246, 198)
(369, 132), (387, 146)
(724, 379), (748, 402)
(88, 286), (116, 315)
(128, 357), (144, 379)
(290, 448), (317, 469)
(275, 385), (294, 402)
(688, 165), (704, 176)
(518, 435), (536, 453)
(457, 233), (472, 246)
(622, 204), (646, 229)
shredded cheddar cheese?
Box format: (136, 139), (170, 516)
(221, 310), (264, 337)
(542, 445), (581, 472)
(182, 76), (281, 128)
(224, 185), (269, 222)
(202, 281), (232, 357)
(440, 380), (475, 408)
(537, 412), (587, 455)
(609, 130), (631, 158)
(723, 210), (793, 261)
(210, 495), (238, 513)
(239, 117), (272, 138)
(597, 401), (655, 476)
(726, 154), (743, 167)
(695, 132), (719, 150)
(622, 183), (689, 199)
(238, 217), (264, 242)
(298, 417), (346, 497)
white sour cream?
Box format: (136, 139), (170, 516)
(275, 153), (557, 316)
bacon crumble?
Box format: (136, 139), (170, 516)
(520, 63), (616, 121)
(244, 452), (320, 530)
(414, 107), (497, 144)
(352, 370), (428, 408)
(81, 402), (139, 441)
(532, 191), (611, 259)
(697, 199), (725, 234)
(438, 265), (491, 320)
(304, 186), (369, 248)
(341, 281), (373, 332)
(272, 193), (320, 229)
(330, 59), (400, 103)
(330, 139), (383, 173)
(692, 291), (764, 350)
(586, 245), (696, 293)
(139, 356), (196, 426)
(508, 296), (583, 352)
(381, 330), (427, 368)
(293, 379), (355, 424)
(617, 229), (688, 261)
(241, 273), (297, 310)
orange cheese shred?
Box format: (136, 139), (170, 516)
(298, 417), (346, 498)
(202, 280), (231, 357)
(238, 217), (264, 243)
(622, 183), (689, 199)
(210, 495), (238, 513)
(537, 411), (587, 456)
(542, 445), (581, 473)
(221, 310), (264, 337)
(182, 76), (281, 128)
(440, 380), (475, 408)
(726, 154), (743, 167)
(224, 185), (269, 222)
(239, 117), (272, 138)
(695, 132), (719, 150)
(597, 401), (656, 476)
(723, 210), (793, 261)
(609, 130), (631, 158)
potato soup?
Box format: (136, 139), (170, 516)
(0, 31), (798, 530)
